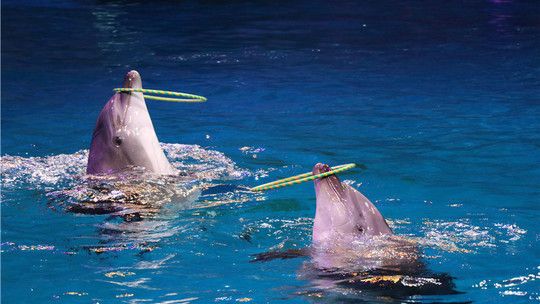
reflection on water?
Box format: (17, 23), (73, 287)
(92, 4), (138, 62)
(488, 0), (515, 35)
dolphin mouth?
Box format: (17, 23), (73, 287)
(312, 163), (345, 196)
(312, 163), (332, 175)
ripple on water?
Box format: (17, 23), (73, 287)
(419, 219), (528, 254)
(473, 266), (540, 301)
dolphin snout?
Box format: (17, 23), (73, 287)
(123, 70), (142, 89)
(312, 163), (331, 175)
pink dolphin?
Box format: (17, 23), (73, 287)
(87, 71), (174, 175)
(312, 162), (392, 245)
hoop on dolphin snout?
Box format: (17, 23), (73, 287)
(250, 163), (356, 192)
(113, 88), (207, 103)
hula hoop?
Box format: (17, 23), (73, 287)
(113, 88), (207, 103)
(250, 163), (356, 192)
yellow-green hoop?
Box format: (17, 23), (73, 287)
(250, 163), (356, 192)
(113, 88), (207, 103)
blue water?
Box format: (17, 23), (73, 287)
(2, 0), (539, 303)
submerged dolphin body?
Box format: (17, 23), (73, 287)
(87, 71), (174, 175)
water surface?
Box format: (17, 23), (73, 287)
(2, 0), (539, 303)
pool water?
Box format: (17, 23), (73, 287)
(1, 0), (539, 303)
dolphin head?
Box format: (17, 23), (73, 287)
(312, 163), (392, 245)
(86, 70), (174, 175)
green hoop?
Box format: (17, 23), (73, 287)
(250, 163), (356, 192)
(113, 88), (207, 103)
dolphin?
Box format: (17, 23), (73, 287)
(87, 70), (174, 175)
(312, 162), (392, 245)
(252, 163), (458, 298)
(252, 162), (398, 266)
(308, 163), (423, 272)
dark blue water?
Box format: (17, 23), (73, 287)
(2, 0), (539, 303)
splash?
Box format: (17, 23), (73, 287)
(1, 150), (88, 190)
(420, 219), (528, 254)
(239, 146), (265, 159)
(1, 143), (249, 190)
(162, 143), (250, 180)
(1, 143), (257, 217)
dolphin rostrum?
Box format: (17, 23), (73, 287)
(87, 70), (174, 175)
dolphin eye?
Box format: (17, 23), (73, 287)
(113, 136), (123, 147)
